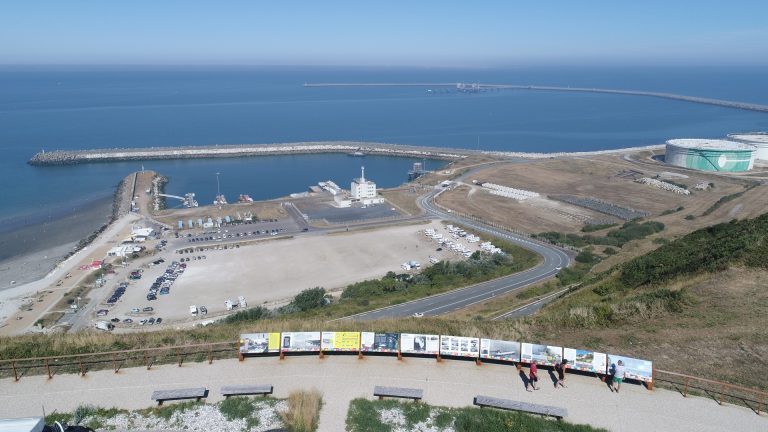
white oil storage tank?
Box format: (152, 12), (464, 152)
(665, 139), (756, 172)
(728, 133), (768, 161)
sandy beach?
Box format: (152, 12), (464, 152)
(0, 195), (114, 289)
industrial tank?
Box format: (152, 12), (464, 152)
(664, 139), (756, 172)
(728, 133), (768, 161)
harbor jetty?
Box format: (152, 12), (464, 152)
(28, 142), (467, 166)
(29, 141), (672, 166)
(305, 83), (768, 114)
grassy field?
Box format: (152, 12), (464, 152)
(346, 398), (606, 432)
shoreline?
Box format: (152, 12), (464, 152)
(28, 141), (666, 166)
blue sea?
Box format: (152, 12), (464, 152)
(1, 65), (768, 227)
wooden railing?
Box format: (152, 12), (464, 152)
(655, 369), (767, 415)
(0, 341), (237, 381)
(0, 342), (765, 416)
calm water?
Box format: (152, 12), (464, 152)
(1, 66), (767, 225)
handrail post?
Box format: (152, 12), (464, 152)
(719, 384), (725, 405)
(12, 361), (18, 381)
(112, 353), (118, 373)
(177, 348), (183, 367)
(144, 351), (150, 370)
(79, 359), (85, 377)
(208, 345), (213, 365)
(684, 377), (690, 397)
(45, 359), (52, 379)
(758, 395), (764, 416)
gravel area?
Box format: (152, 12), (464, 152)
(76, 399), (287, 432)
(376, 406), (453, 432)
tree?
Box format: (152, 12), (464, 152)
(291, 287), (327, 311)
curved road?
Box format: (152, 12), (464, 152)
(340, 174), (571, 321)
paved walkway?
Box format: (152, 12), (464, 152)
(0, 355), (764, 431)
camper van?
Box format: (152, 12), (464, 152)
(189, 305), (198, 316)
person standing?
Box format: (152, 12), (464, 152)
(555, 359), (568, 388)
(527, 361), (540, 392)
(611, 360), (626, 393)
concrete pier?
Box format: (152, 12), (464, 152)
(305, 82), (768, 113)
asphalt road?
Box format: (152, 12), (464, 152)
(340, 182), (571, 321)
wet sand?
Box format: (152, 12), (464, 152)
(0, 195), (114, 289)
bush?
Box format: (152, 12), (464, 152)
(290, 287), (328, 312)
(575, 250), (600, 265)
(603, 247), (617, 255)
(222, 306), (271, 324)
(581, 223), (617, 233)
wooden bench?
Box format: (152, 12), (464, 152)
(373, 385), (423, 401)
(221, 384), (274, 398)
(151, 387), (208, 406)
(473, 395), (567, 420)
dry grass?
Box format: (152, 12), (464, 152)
(154, 200), (287, 227)
(280, 389), (323, 432)
(379, 187), (427, 216)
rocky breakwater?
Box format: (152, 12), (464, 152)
(28, 141), (468, 166)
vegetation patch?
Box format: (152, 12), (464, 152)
(346, 398), (606, 432)
(535, 220), (665, 248)
(280, 389), (323, 432)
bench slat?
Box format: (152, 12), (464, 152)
(373, 386), (423, 400)
(151, 387), (207, 401)
(474, 395), (567, 419)
(221, 385), (273, 396)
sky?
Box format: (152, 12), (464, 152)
(1, 1), (767, 67)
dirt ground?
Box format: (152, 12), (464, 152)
(436, 152), (768, 267)
(106, 221), (485, 324)
(153, 200), (289, 228)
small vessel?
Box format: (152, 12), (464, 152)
(348, 148), (366, 157)
(238, 194), (254, 203)
(213, 194), (228, 206)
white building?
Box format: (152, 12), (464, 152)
(107, 245), (143, 257)
(351, 166), (377, 200)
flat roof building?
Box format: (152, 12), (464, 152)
(351, 166), (377, 200)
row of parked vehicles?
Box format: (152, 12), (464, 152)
(146, 261), (186, 301)
(106, 282), (129, 304)
(186, 228), (285, 243)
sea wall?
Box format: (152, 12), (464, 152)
(28, 142), (468, 166)
(28, 141), (668, 166)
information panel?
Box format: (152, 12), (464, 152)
(360, 332), (399, 353)
(239, 332), (281, 354)
(280, 332), (321, 352)
(520, 343), (563, 366)
(479, 339), (521, 363)
(440, 335), (480, 358)
(563, 348), (607, 374)
(607, 354), (653, 383)
(321, 331), (361, 352)
(400, 333), (440, 355)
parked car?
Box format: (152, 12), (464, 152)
(96, 309), (108, 316)
(110, 317), (120, 323)
(148, 317), (155, 325)
(142, 306), (153, 312)
(139, 319), (148, 325)
(155, 317), (163, 324)
(199, 306), (208, 315)
(123, 318), (133, 324)
(131, 307), (140, 313)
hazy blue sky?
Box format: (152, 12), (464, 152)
(2, 1), (767, 66)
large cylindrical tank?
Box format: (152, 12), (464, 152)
(728, 133), (768, 161)
(665, 139), (756, 172)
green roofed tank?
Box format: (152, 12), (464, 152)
(664, 139), (756, 172)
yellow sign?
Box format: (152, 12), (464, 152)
(268, 332), (281, 351)
(322, 331), (360, 351)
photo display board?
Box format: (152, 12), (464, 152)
(479, 339), (521, 363)
(280, 332), (321, 352)
(563, 348), (607, 374)
(239, 332), (281, 354)
(607, 354), (653, 383)
(520, 343), (563, 366)
(400, 333), (440, 355)
(321, 331), (360, 352)
(360, 332), (399, 353)
(440, 335), (480, 358)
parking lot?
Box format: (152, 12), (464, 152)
(293, 196), (402, 224)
